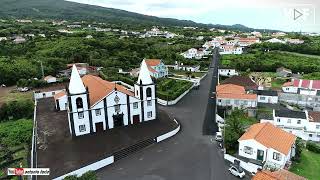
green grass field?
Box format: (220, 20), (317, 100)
(290, 149), (320, 180)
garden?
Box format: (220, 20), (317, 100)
(290, 141), (320, 180)
(0, 92), (34, 179)
(156, 78), (193, 101)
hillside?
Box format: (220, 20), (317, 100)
(0, 0), (208, 27)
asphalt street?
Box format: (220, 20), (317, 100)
(97, 49), (243, 180)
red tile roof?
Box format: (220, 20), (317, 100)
(308, 111), (320, 123)
(289, 79), (320, 89)
(253, 170), (306, 180)
(239, 123), (296, 155)
(54, 90), (66, 100)
(221, 76), (258, 90)
(282, 81), (293, 87)
(81, 75), (134, 107)
(216, 84), (257, 100)
(145, 59), (161, 66)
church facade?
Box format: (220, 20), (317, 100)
(56, 60), (157, 137)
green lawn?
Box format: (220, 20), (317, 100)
(271, 78), (287, 89)
(170, 70), (206, 78)
(156, 78), (193, 101)
(290, 149), (320, 180)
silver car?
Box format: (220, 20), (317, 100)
(228, 165), (245, 178)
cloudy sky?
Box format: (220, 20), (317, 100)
(68, 0), (320, 32)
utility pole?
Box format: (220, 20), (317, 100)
(40, 61), (44, 79)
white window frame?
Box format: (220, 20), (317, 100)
(95, 109), (101, 116)
(297, 120), (301, 124)
(79, 125), (86, 132)
(133, 102), (138, 109)
(244, 146), (253, 155)
(147, 111), (152, 118)
(273, 152), (281, 161)
(78, 112), (84, 119)
(147, 100), (152, 106)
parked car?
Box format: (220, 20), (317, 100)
(1, 84), (6, 87)
(17, 87), (29, 92)
(228, 165), (245, 178)
(215, 131), (223, 142)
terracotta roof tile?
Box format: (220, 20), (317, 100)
(221, 76), (258, 90)
(54, 90), (66, 100)
(308, 111), (320, 122)
(145, 59), (161, 66)
(81, 75), (134, 107)
(239, 123), (296, 155)
(216, 84), (257, 100)
(282, 81), (293, 87)
(253, 170), (306, 180)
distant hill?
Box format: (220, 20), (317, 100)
(0, 0), (278, 32)
(0, 0), (209, 27)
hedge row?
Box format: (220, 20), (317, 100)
(306, 141), (320, 153)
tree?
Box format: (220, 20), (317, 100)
(293, 137), (304, 162)
(224, 109), (256, 153)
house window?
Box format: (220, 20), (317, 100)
(287, 119), (291, 123)
(297, 120), (301, 124)
(114, 105), (120, 113)
(95, 109), (101, 116)
(244, 146), (253, 155)
(273, 152), (281, 161)
(52, 92), (55, 95)
(243, 101), (248, 105)
(309, 134), (313, 137)
(147, 100), (152, 106)
(147, 111), (152, 118)
(146, 87), (152, 97)
(136, 90), (138, 96)
(317, 134), (320, 138)
(316, 125), (320, 129)
(234, 100), (239, 105)
(226, 100), (231, 105)
(79, 125), (86, 132)
(277, 118), (281, 122)
(260, 96), (266, 100)
(78, 112), (84, 119)
(76, 97), (83, 109)
(218, 99), (222, 103)
(133, 102), (138, 109)
(43, 93), (46, 97)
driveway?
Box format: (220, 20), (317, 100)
(97, 49), (247, 180)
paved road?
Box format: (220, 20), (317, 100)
(97, 49), (243, 180)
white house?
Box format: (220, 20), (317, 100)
(145, 59), (168, 78)
(216, 84), (257, 109)
(174, 64), (200, 72)
(54, 90), (68, 111)
(218, 69), (239, 77)
(261, 109), (320, 142)
(44, 75), (57, 84)
(181, 48), (198, 59)
(282, 79), (320, 95)
(266, 38), (286, 44)
(256, 90), (278, 104)
(219, 45), (243, 55)
(238, 122), (296, 170)
(0, 37), (7, 41)
(61, 60), (157, 137)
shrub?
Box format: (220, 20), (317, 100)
(0, 99), (34, 121)
(306, 141), (320, 153)
(0, 119), (33, 147)
(64, 171), (97, 180)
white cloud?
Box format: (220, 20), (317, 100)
(67, 0), (320, 32)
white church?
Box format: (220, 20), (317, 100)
(54, 60), (157, 136)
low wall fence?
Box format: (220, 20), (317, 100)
(52, 119), (180, 179)
(157, 84), (195, 106)
(224, 154), (262, 173)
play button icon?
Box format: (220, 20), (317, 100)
(294, 9), (303, 20)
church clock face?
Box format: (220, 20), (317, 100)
(114, 95), (120, 104)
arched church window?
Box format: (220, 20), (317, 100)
(146, 87), (152, 97)
(76, 97), (83, 109)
